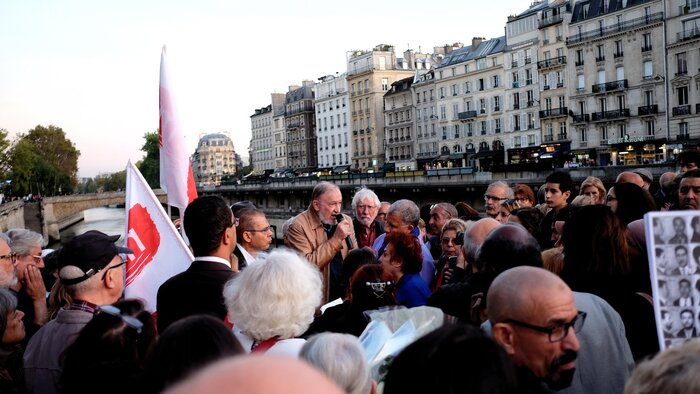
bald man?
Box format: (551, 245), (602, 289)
(655, 171), (677, 209)
(488, 267), (582, 392)
(615, 171), (644, 188)
(165, 355), (344, 394)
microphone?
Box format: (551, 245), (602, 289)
(334, 213), (353, 250)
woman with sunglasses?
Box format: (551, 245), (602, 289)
(59, 299), (156, 394)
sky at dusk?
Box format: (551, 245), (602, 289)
(0, 0), (534, 177)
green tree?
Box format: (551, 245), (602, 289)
(8, 125), (80, 196)
(94, 170), (126, 192)
(136, 131), (160, 188)
(0, 128), (11, 178)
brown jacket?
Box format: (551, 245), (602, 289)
(284, 208), (357, 303)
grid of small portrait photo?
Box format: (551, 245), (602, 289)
(648, 213), (700, 350)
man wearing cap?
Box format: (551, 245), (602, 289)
(24, 230), (132, 394)
(157, 195), (238, 333)
(631, 168), (653, 191)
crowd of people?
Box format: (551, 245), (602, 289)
(2, 150), (700, 393)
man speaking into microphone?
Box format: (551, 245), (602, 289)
(285, 182), (357, 303)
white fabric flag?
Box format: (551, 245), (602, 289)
(124, 161), (193, 312)
(159, 46), (197, 209)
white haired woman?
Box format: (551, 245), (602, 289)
(0, 288), (25, 393)
(300, 333), (375, 394)
(224, 249), (322, 357)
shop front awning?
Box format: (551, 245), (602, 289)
(332, 165), (351, 174)
(471, 150), (500, 159)
(449, 153), (465, 160)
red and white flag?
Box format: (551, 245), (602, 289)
(159, 46), (197, 209)
(124, 161), (193, 312)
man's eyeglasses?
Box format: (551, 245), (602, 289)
(101, 260), (127, 280)
(0, 253), (16, 265)
(244, 226), (272, 233)
(503, 311), (587, 343)
(31, 255), (43, 264)
(484, 194), (508, 202)
(96, 305), (144, 333)
(356, 205), (377, 211)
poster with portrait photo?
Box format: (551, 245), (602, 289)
(645, 211), (700, 351)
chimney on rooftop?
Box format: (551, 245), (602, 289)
(472, 37), (485, 49)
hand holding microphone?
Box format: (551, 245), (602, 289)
(334, 213), (354, 250)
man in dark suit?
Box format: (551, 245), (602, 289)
(233, 208), (272, 269)
(670, 246), (697, 276)
(156, 196), (237, 333)
(673, 279), (695, 307)
(676, 309), (698, 339)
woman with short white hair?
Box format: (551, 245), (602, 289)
(224, 249), (322, 357)
(300, 333), (375, 394)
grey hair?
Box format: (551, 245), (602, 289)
(300, 333), (373, 394)
(59, 265), (103, 297)
(432, 202), (458, 219)
(311, 181), (340, 202)
(0, 233), (10, 246)
(487, 181), (514, 199)
(351, 188), (380, 210)
(0, 288), (17, 337)
(6, 229), (44, 256)
(224, 249), (322, 340)
(388, 199), (420, 227)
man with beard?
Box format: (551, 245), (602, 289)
(676, 309), (697, 339)
(489, 266), (582, 393)
(285, 182), (357, 303)
(350, 188), (383, 249)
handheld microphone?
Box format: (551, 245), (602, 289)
(334, 214), (353, 250)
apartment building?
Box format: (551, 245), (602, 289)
(272, 101), (287, 170)
(532, 1), (575, 165)
(314, 74), (351, 172)
(285, 81), (316, 171)
(191, 133), (237, 186)
(414, 69), (439, 169)
(347, 45), (415, 171)
(250, 105), (273, 172)
(568, 0), (667, 166)
(384, 76), (416, 170)
(433, 37), (507, 171)
(665, 0), (700, 150)
(505, 2), (546, 165)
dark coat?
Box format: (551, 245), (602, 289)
(156, 260), (236, 333)
(352, 219), (384, 249)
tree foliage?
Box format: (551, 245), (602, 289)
(136, 131), (160, 188)
(8, 125), (80, 196)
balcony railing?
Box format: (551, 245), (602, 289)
(567, 12), (664, 45)
(677, 27), (700, 43)
(573, 114), (590, 123)
(544, 134), (554, 142)
(539, 107), (569, 119)
(591, 108), (631, 121)
(595, 56), (606, 62)
(673, 105), (692, 116)
(557, 133), (569, 141)
(614, 51), (624, 58)
(638, 104), (659, 116)
(592, 79), (628, 93)
(537, 56), (567, 69)
(458, 110), (478, 120)
(641, 45), (652, 52)
(511, 61), (518, 68)
(539, 12), (565, 28)
(575, 60), (584, 66)
(524, 57), (532, 64)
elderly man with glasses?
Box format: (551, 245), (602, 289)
(0, 233), (18, 289)
(6, 228), (47, 345)
(234, 208), (273, 269)
(483, 181), (513, 219)
(351, 188), (383, 249)
(24, 230), (133, 394)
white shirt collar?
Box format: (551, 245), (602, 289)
(238, 245), (256, 265)
(193, 256), (231, 268)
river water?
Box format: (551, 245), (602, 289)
(54, 207), (126, 247)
